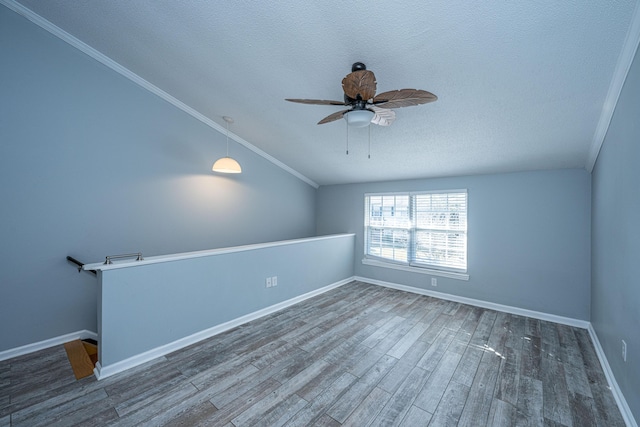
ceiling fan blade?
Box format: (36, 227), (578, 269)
(372, 89), (437, 109)
(370, 105), (396, 126)
(342, 70), (377, 101)
(285, 98), (345, 106)
(318, 109), (350, 125)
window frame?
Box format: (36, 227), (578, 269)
(363, 190), (469, 281)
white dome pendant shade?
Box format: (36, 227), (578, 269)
(212, 156), (241, 173)
(344, 109), (374, 128)
(212, 116), (242, 174)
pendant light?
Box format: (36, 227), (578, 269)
(212, 116), (242, 174)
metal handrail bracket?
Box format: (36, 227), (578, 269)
(104, 252), (144, 265)
(66, 256), (97, 275)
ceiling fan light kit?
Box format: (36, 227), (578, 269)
(344, 109), (375, 128)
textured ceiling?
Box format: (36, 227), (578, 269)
(10, 0), (640, 186)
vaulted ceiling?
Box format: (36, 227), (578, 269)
(9, 0), (640, 186)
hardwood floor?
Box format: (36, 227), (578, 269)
(0, 281), (625, 426)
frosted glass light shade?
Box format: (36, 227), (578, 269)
(212, 156), (242, 173)
(344, 109), (374, 128)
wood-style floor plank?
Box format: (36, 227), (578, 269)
(516, 375), (544, 426)
(372, 366), (431, 425)
(488, 398), (517, 427)
(399, 404), (432, 426)
(325, 354), (397, 423)
(457, 356), (501, 427)
(414, 348), (463, 413)
(494, 345), (520, 407)
(0, 281), (625, 426)
(428, 380), (470, 426)
(556, 324), (592, 398)
(200, 377), (281, 426)
(284, 372), (355, 427)
(541, 357), (573, 426)
(341, 386), (390, 426)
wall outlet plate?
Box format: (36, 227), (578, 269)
(266, 277), (272, 288)
(272, 276), (278, 287)
(431, 278), (437, 287)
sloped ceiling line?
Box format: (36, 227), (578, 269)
(5, 0), (640, 184)
(586, 0), (640, 173)
(1, 0), (320, 189)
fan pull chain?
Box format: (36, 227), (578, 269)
(346, 121), (349, 155)
(368, 125), (371, 159)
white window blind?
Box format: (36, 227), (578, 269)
(365, 195), (410, 263)
(365, 191), (467, 272)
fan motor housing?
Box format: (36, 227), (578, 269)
(351, 62), (366, 72)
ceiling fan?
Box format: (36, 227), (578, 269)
(286, 62), (437, 128)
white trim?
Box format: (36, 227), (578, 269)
(356, 276), (589, 329)
(362, 258), (469, 281)
(587, 324), (638, 427)
(84, 233), (354, 271)
(94, 277), (354, 380)
(586, 0), (640, 172)
(364, 191), (468, 274)
(0, 330), (97, 362)
(364, 189), (468, 197)
(0, 0), (319, 189)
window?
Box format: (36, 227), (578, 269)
(364, 191), (467, 276)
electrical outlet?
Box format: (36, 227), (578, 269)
(272, 276), (278, 287)
(265, 277), (272, 288)
(431, 278), (437, 287)
(622, 340), (627, 362)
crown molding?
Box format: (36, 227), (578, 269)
(0, 0), (319, 189)
(586, 0), (640, 172)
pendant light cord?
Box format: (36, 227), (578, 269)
(225, 120), (230, 157)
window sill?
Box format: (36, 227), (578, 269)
(362, 258), (469, 281)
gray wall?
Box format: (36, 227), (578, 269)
(0, 6), (316, 352)
(98, 235), (355, 368)
(591, 44), (640, 420)
(317, 169), (592, 320)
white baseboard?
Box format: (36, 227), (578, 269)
(95, 277), (354, 380)
(0, 329), (98, 362)
(356, 276), (590, 329)
(587, 324), (638, 427)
